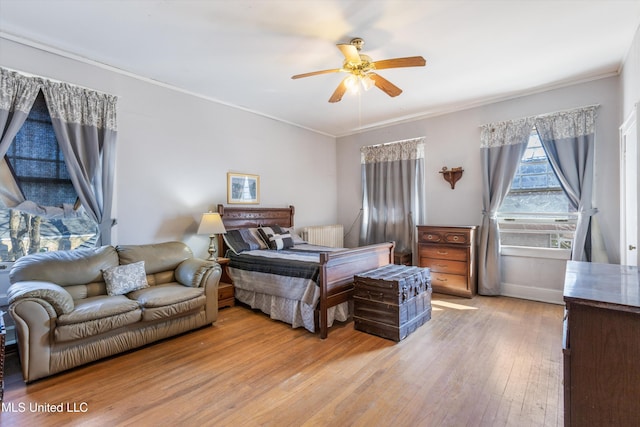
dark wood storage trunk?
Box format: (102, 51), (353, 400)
(353, 264), (432, 341)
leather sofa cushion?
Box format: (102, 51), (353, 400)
(55, 309), (142, 342)
(10, 245), (118, 287)
(58, 295), (140, 325)
(127, 283), (204, 308)
(140, 295), (207, 321)
(116, 242), (193, 275)
(128, 283), (206, 322)
(55, 295), (142, 342)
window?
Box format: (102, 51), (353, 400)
(6, 92), (77, 205)
(0, 92), (98, 261)
(498, 129), (576, 249)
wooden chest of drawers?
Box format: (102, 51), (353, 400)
(563, 261), (640, 426)
(417, 225), (478, 298)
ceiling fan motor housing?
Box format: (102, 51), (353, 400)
(344, 54), (374, 74)
(350, 37), (365, 50)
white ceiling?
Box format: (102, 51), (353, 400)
(1, 0), (640, 137)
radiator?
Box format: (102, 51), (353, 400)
(302, 224), (344, 248)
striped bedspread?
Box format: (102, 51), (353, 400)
(227, 244), (342, 282)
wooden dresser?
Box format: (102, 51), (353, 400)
(417, 225), (478, 298)
(563, 261), (640, 426)
(216, 257), (235, 309)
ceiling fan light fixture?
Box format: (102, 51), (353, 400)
(361, 74), (375, 91)
(345, 75), (360, 94)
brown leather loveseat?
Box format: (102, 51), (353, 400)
(8, 241), (221, 382)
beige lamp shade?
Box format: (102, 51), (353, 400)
(197, 212), (226, 261)
(197, 212), (226, 236)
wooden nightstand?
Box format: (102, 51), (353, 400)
(393, 251), (412, 266)
(216, 257), (234, 309)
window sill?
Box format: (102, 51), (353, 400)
(501, 245), (571, 260)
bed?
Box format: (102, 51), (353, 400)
(216, 204), (394, 338)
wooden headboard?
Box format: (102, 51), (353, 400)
(216, 204), (295, 257)
(216, 204), (294, 229)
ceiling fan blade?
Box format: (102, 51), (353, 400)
(329, 77), (348, 103)
(337, 43), (362, 65)
(369, 73), (403, 97)
(292, 68), (342, 79)
(372, 56), (426, 70)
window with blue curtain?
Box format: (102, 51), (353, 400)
(0, 91), (98, 261)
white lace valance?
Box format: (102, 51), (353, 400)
(481, 105), (598, 148)
(480, 117), (534, 149)
(535, 106), (597, 141)
(42, 82), (118, 131)
(361, 137), (425, 164)
(0, 68), (41, 114)
(0, 67), (118, 131)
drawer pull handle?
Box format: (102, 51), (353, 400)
(452, 236), (459, 241)
(436, 264), (448, 268)
(436, 277), (448, 282)
(437, 250), (448, 255)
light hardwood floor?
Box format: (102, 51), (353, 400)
(1, 294), (564, 426)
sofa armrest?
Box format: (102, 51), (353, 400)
(8, 281), (75, 316)
(175, 258), (219, 288)
(175, 258), (222, 323)
(10, 298), (58, 382)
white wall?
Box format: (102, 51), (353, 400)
(338, 77), (621, 260)
(621, 24), (640, 120)
(337, 76), (621, 302)
(0, 37), (338, 259)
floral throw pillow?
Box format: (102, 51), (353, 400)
(102, 261), (149, 296)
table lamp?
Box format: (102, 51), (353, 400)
(197, 212), (226, 261)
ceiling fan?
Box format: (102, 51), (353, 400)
(291, 37), (426, 103)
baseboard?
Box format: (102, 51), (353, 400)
(501, 282), (564, 305)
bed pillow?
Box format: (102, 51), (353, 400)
(258, 226), (294, 250)
(223, 229), (251, 255)
(102, 261), (149, 296)
(242, 228), (268, 250)
(283, 227), (307, 245)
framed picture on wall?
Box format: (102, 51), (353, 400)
(227, 172), (260, 204)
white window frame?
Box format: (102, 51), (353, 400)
(498, 129), (576, 251)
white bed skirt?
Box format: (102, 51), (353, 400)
(234, 288), (350, 333)
(229, 266), (351, 333)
